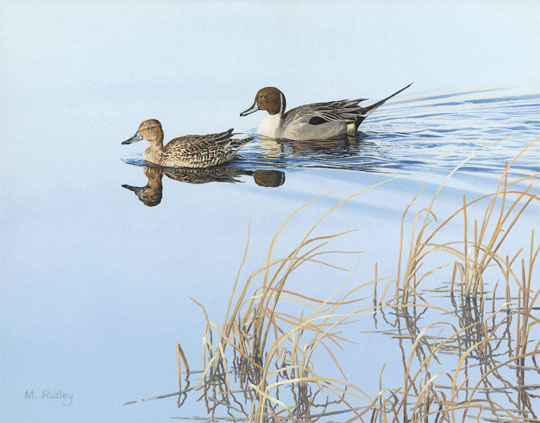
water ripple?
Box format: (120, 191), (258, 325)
(232, 88), (540, 179)
(123, 88), (539, 181)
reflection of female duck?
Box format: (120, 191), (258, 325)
(122, 166), (285, 206)
(165, 167), (285, 187)
(122, 167), (164, 207)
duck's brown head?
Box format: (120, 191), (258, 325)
(240, 87), (286, 117)
(122, 119), (164, 145)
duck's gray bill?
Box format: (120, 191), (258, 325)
(122, 184), (144, 194)
(240, 101), (259, 117)
(122, 132), (143, 145)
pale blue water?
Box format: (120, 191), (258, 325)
(1, 1), (539, 422)
(125, 88), (540, 177)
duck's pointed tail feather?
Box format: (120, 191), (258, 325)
(354, 82), (413, 128)
(237, 136), (255, 148)
(225, 136), (255, 150)
(213, 128), (235, 141)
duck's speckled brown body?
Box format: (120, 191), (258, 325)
(122, 119), (253, 168)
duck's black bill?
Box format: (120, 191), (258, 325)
(122, 132), (143, 145)
(240, 101), (259, 117)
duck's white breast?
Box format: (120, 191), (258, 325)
(257, 114), (282, 138)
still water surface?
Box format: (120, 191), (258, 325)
(3, 86), (538, 422)
(118, 88), (540, 421)
(1, 1), (539, 422)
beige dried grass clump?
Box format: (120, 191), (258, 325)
(126, 137), (540, 423)
(183, 137), (539, 423)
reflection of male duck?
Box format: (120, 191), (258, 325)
(251, 169), (285, 187)
(254, 134), (387, 173)
(122, 166), (285, 207)
(257, 134), (367, 157)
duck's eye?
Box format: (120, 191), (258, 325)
(263, 95), (269, 99)
(146, 126), (151, 131)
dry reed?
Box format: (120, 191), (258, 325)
(126, 137), (540, 423)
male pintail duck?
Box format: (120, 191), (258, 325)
(122, 119), (253, 168)
(240, 83), (413, 140)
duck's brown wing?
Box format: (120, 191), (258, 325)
(164, 129), (253, 168)
(172, 128), (235, 144)
(168, 129), (252, 153)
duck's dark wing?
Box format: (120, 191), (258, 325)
(283, 83), (413, 127)
(283, 99), (368, 126)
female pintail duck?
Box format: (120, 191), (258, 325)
(240, 83), (413, 141)
(122, 119), (253, 168)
